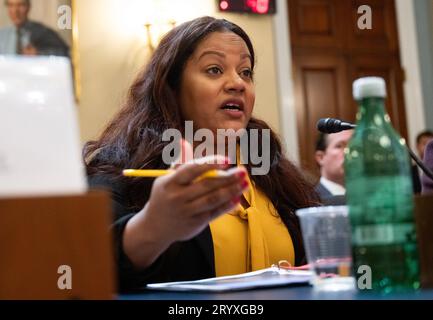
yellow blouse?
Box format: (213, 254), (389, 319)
(209, 172), (295, 277)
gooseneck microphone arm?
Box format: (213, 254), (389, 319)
(316, 118), (433, 181)
(406, 147), (433, 181)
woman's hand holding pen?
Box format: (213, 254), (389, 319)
(123, 140), (249, 270)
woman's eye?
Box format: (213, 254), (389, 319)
(206, 67), (222, 75)
(240, 69), (253, 79)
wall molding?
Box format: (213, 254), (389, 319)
(272, 0), (300, 164)
(395, 0), (427, 148)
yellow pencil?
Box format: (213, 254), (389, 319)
(122, 169), (221, 179)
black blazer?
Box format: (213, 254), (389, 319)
(89, 174), (304, 292)
(314, 182), (347, 206)
(314, 182), (333, 200)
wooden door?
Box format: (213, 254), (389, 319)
(292, 53), (351, 174)
(289, 0), (407, 176)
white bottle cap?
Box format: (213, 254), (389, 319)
(353, 77), (387, 100)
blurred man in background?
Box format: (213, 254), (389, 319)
(412, 130), (433, 193)
(0, 0), (69, 56)
(416, 130), (433, 160)
(314, 130), (353, 204)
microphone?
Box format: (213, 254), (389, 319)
(316, 118), (433, 181)
(317, 118), (356, 133)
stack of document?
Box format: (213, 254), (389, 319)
(146, 267), (313, 292)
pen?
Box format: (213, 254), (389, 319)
(122, 169), (221, 179)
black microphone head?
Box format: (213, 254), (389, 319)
(317, 118), (343, 134)
(317, 118), (356, 133)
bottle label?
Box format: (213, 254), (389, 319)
(352, 223), (416, 246)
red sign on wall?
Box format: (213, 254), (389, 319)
(218, 0), (276, 14)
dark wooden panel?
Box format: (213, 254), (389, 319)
(293, 54), (349, 174)
(0, 191), (116, 299)
(298, 2), (332, 34)
(289, 0), (345, 49)
(415, 194), (433, 288)
(348, 54), (407, 139)
(348, 0), (399, 53)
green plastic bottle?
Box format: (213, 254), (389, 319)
(345, 77), (420, 293)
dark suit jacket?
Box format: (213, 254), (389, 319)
(314, 182), (347, 206)
(89, 174), (304, 292)
(315, 182), (333, 200)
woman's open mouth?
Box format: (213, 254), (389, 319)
(220, 101), (244, 118)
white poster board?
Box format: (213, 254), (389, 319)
(0, 56), (87, 197)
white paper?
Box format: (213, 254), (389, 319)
(0, 55), (87, 197)
(146, 267), (313, 292)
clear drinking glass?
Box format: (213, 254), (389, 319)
(296, 206), (355, 291)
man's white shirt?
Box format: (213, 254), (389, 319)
(320, 177), (345, 196)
